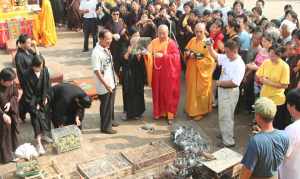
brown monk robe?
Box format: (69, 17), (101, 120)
(0, 68), (19, 163)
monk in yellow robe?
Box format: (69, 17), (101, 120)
(38, 0), (57, 46)
(144, 25), (181, 124)
(184, 23), (215, 120)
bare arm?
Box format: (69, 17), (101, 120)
(258, 77), (289, 89)
(94, 70), (111, 92)
(216, 80), (238, 88)
(217, 40), (224, 53)
(240, 166), (252, 179)
(207, 44), (218, 61)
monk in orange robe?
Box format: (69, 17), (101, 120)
(184, 23), (215, 120)
(145, 25), (181, 124)
(38, 0), (57, 46)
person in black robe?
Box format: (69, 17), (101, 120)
(124, 0), (141, 31)
(153, 7), (176, 38)
(66, 0), (82, 31)
(104, 7), (127, 76)
(50, 0), (65, 26)
(177, 2), (193, 53)
(137, 11), (157, 39)
(15, 34), (36, 122)
(48, 83), (92, 129)
(22, 55), (51, 155)
(121, 29), (146, 120)
(0, 68), (19, 163)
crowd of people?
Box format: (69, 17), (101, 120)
(1, 0), (300, 178)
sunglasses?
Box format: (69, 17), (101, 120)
(112, 13), (120, 15)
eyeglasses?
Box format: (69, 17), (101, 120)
(112, 13), (120, 15)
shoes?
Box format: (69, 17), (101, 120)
(192, 115), (203, 120)
(212, 101), (218, 108)
(82, 49), (89, 52)
(217, 142), (235, 148)
(112, 122), (120, 127)
(135, 115), (143, 120)
(167, 120), (173, 125)
(101, 129), (117, 134)
(121, 115), (127, 121)
(42, 135), (53, 143)
(10, 153), (18, 163)
(37, 145), (46, 155)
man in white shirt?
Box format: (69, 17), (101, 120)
(79, 0), (98, 52)
(91, 29), (119, 134)
(279, 88), (300, 178)
(208, 39), (245, 147)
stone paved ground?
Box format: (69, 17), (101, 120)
(0, 1), (299, 178)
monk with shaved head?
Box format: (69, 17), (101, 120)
(184, 23), (215, 120)
(145, 24), (181, 124)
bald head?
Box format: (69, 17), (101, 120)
(195, 23), (206, 31)
(157, 24), (169, 41)
(194, 23), (206, 39)
(158, 24), (169, 33)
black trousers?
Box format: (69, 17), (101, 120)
(244, 77), (255, 111)
(273, 104), (291, 130)
(30, 107), (51, 138)
(83, 18), (97, 51)
(19, 95), (33, 121)
(98, 90), (116, 131)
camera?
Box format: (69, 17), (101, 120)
(204, 38), (214, 46)
(194, 53), (204, 60)
(184, 48), (204, 60)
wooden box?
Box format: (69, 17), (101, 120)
(200, 147), (243, 178)
(121, 141), (176, 173)
(2, 161), (63, 179)
(77, 154), (133, 179)
(16, 160), (40, 178)
(51, 125), (81, 154)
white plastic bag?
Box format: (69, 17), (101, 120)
(15, 143), (39, 160)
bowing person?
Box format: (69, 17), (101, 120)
(49, 83), (92, 128)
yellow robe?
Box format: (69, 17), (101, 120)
(185, 37), (215, 118)
(38, 0), (57, 46)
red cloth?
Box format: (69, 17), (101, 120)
(210, 31), (224, 50)
(0, 19), (33, 49)
(151, 40), (181, 118)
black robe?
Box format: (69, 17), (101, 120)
(121, 50), (146, 119)
(15, 49), (45, 120)
(50, 0), (65, 25)
(22, 68), (51, 137)
(0, 83), (19, 163)
(177, 14), (194, 52)
(15, 48), (35, 88)
(49, 83), (89, 128)
(105, 19), (126, 75)
(286, 54), (300, 91)
(124, 11), (141, 31)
